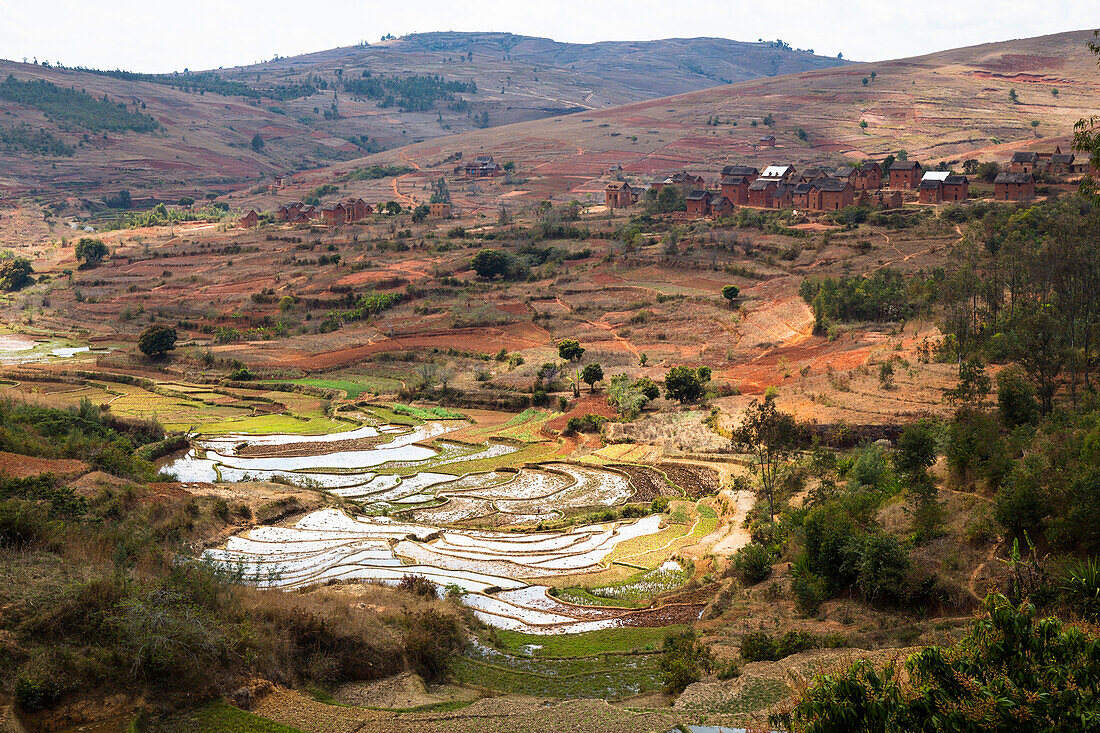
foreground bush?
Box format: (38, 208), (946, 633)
(731, 542), (773, 585)
(774, 594), (1100, 732)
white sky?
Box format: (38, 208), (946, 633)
(1, 0), (1096, 73)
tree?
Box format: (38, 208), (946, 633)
(944, 358), (991, 405)
(537, 361), (562, 388)
(1012, 305), (1065, 415)
(775, 595), (1100, 733)
(75, 237), (108, 268)
(251, 133), (264, 152)
(633, 376), (660, 401)
(557, 339), (585, 362)
(470, 249), (511, 279)
(607, 374), (650, 419)
(721, 284), (740, 305)
(177, 196), (194, 207)
(659, 629), (713, 694)
(410, 204), (429, 223)
(137, 324), (177, 358)
(732, 393), (803, 522)
(663, 365), (706, 403)
(581, 363), (603, 393)
(997, 365), (1040, 429)
(0, 257), (33, 291)
(896, 419), (942, 539)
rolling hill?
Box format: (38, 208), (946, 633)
(264, 29), (1099, 213)
(0, 32), (847, 200)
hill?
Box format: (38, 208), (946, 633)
(0, 32), (847, 200)
(274, 29), (1099, 212)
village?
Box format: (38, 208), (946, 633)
(605, 144), (1088, 217)
(242, 142), (1088, 229)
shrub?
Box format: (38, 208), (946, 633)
(0, 257), (34, 291)
(740, 631), (779, 662)
(660, 629), (713, 693)
(397, 574), (437, 597)
(1062, 558), (1100, 620)
(855, 533), (910, 605)
(731, 543), (773, 585)
(403, 609), (463, 683)
(793, 572), (829, 616)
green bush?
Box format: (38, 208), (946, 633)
(740, 631), (779, 662)
(731, 543), (773, 585)
(660, 629), (713, 693)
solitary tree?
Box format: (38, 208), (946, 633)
(557, 339), (585, 362)
(75, 238), (109, 268)
(470, 249), (511, 279)
(0, 257), (33, 291)
(664, 365), (708, 403)
(581, 362), (604, 392)
(722, 284), (740, 305)
(137, 324), (178, 358)
(251, 133), (265, 152)
(732, 393), (802, 522)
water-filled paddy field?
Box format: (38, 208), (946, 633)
(172, 418), (703, 634)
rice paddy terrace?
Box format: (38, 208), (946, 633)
(164, 412), (724, 636)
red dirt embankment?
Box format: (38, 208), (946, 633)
(0, 451), (87, 479)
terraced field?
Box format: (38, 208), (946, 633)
(183, 409), (722, 635)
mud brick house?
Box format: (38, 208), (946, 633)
(709, 194), (734, 217)
(1009, 151), (1039, 174)
(941, 175), (969, 202)
(853, 162), (882, 191)
(343, 198), (370, 223)
(859, 189), (903, 209)
(799, 167), (831, 183)
(758, 134), (776, 148)
(321, 202), (346, 226)
(720, 175), (752, 205)
(889, 160), (923, 189)
(1049, 153), (1076, 177)
(670, 171), (705, 187)
(758, 164), (796, 183)
(818, 179), (854, 210)
(994, 172), (1035, 201)
(605, 181), (634, 209)
(463, 155), (502, 178)
(773, 183), (793, 209)
(429, 202), (452, 218)
(918, 171), (949, 203)
(276, 202), (302, 222)
(791, 181), (818, 209)
(832, 166), (859, 187)
(239, 209), (259, 228)
(721, 165), (759, 180)
(686, 189), (711, 216)
(747, 178), (777, 207)
(273, 173), (291, 188)
(298, 204), (317, 221)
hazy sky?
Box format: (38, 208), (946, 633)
(2, 0), (1096, 73)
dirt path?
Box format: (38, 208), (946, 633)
(392, 152), (421, 206)
(553, 297), (640, 357)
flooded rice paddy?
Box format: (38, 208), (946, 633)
(171, 421), (671, 633)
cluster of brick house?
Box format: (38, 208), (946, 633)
(273, 198), (373, 226)
(456, 155), (503, 179)
(612, 160), (917, 216)
(918, 171), (970, 204)
(1008, 147), (1088, 178)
